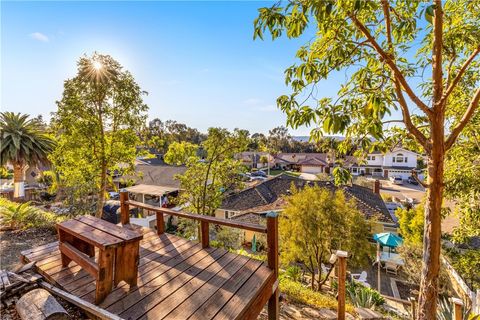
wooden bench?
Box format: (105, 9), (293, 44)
(56, 215), (143, 304)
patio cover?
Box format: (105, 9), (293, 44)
(124, 184), (179, 197)
(373, 232), (403, 248)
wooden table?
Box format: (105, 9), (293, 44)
(57, 215), (143, 304)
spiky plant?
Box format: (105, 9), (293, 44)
(0, 112), (55, 199)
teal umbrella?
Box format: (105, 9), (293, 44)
(252, 234), (257, 253)
(373, 232), (403, 248)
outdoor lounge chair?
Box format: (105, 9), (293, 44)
(352, 271), (371, 288)
(385, 262), (399, 275)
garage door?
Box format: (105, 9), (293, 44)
(301, 166), (323, 174)
(387, 170), (410, 180)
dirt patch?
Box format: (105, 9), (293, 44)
(0, 227), (57, 271)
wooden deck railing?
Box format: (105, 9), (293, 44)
(119, 191), (279, 320)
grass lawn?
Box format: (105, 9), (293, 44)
(269, 170), (301, 177)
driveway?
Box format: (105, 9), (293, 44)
(298, 172), (319, 180)
(379, 179), (425, 203)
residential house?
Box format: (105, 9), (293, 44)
(274, 153), (333, 174)
(347, 147), (422, 180)
(216, 174), (397, 244)
(235, 151), (274, 169)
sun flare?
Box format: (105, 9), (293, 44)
(92, 60), (103, 71)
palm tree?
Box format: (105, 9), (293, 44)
(0, 112), (55, 200)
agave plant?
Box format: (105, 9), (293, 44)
(346, 282), (385, 309)
(0, 199), (40, 229)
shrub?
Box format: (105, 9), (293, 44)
(0, 198), (64, 229)
(346, 282), (384, 309)
(285, 265), (302, 282)
(279, 276), (355, 313)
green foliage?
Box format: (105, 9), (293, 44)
(164, 141), (198, 166)
(175, 127), (248, 215)
(0, 112), (55, 168)
(346, 282), (384, 309)
(0, 167), (12, 179)
(280, 185), (372, 290)
(396, 203), (424, 245)
(285, 265), (302, 282)
(0, 198), (64, 229)
(279, 276), (355, 313)
(332, 166), (352, 186)
(145, 119), (206, 153)
(446, 248), (480, 291)
(50, 53), (148, 216)
(211, 226), (241, 250)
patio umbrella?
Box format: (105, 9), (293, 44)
(252, 234), (257, 253)
(373, 232), (403, 248)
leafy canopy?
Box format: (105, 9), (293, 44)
(51, 53), (148, 214)
(0, 112), (55, 167)
(280, 185), (372, 290)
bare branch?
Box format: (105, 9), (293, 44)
(349, 14), (433, 117)
(442, 45), (480, 104)
(445, 87), (480, 150)
(411, 169), (429, 188)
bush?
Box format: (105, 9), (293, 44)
(285, 265), (302, 282)
(279, 276), (355, 313)
(346, 282), (384, 309)
(0, 198), (64, 229)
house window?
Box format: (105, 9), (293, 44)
(367, 156), (371, 161)
(372, 156), (375, 161)
(224, 211), (230, 219)
(352, 168), (358, 173)
(396, 153), (405, 163)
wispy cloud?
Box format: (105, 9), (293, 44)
(258, 104), (277, 112)
(243, 98), (277, 112)
(29, 32), (49, 42)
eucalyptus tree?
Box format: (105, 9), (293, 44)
(0, 112), (55, 199)
(51, 53), (148, 217)
(254, 1), (480, 318)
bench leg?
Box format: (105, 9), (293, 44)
(114, 241), (140, 287)
(95, 247), (114, 304)
(58, 229), (72, 267)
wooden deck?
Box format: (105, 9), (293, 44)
(21, 227), (275, 320)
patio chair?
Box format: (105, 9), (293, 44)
(352, 271), (371, 288)
(385, 262), (399, 275)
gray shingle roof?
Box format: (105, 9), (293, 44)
(221, 174), (392, 223)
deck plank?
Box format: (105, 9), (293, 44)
(188, 258), (264, 320)
(21, 227), (275, 320)
(161, 254), (251, 319)
(117, 248), (227, 319)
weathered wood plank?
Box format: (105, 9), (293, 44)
(187, 258), (263, 320)
(75, 238), (199, 302)
(213, 264), (274, 320)
(39, 281), (123, 320)
(117, 248), (226, 319)
(77, 215), (143, 242)
(16, 288), (69, 320)
(161, 254), (250, 319)
(57, 220), (122, 249)
(58, 242), (98, 276)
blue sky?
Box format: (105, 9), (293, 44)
(1, 1), (388, 136)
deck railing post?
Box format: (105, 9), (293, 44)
(266, 211), (279, 320)
(120, 190), (130, 225)
(336, 250), (348, 320)
(156, 211), (165, 235)
(408, 296), (416, 319)
(200, 221), (209, 248)
(451, 298), (463, 320)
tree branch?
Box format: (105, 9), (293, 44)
(432, 0), (444, 110)
(349, 14), (433, 117)
(442, 45), (480, 105)
(445, 87), (480, 150)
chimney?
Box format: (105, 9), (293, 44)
(373, 179), (380, 195)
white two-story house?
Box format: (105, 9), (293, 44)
(349, 148), (422, 180)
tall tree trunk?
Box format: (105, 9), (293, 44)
(96, 160), (107, 218)
(13, 164), (25, 201)
(417, 118), (444, 320)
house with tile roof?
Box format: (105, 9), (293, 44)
(215, 174), (398, 244)
(274, 153), (333, 174)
